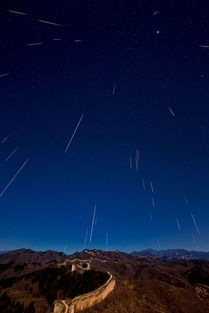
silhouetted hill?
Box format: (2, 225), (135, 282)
(0, 249), (67, 264)
(0, 249), (68, 278)
(69, 249), (134, 262)
(131, 249), (209, 260)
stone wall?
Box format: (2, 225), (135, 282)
(69, 272), (115, 313)
(53, 272), (115, 313)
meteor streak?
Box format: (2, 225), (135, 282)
(1, 136), (10, 144)
(191, 212), (200, 236)
(184, 196), (190, 207)
(135, 149), (140, 171)
(89, 204), (96, 243)
(27, 42), (43, 46)
(150, 181), (154, 193)
(7, 10), (27, 16)
(0, 159), (29, 198)
(65, 114), (84, 153)
(38, 19), (63, 27)
(176, 218), (181, 232)
(0, 73), (9, 78)
(199, 45), (209, 48)
(149, 211), (153, 222)
(168, 106), (175, 117)
(112, 85), (116, 96)
(192, 234), (196, 243)
(5, 147), (19, 162)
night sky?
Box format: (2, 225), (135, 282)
(0, 0), (209, 253)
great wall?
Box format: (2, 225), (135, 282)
(53, 259), (116, 313)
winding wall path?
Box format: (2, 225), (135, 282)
(54, 271), (115, 313)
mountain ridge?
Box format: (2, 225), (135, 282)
(2, 247), (209, 260)
(131, 248), (209, 260)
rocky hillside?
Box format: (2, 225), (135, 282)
(1, 248), (209, 313)
(0, 258), (108, 313)
(63, 249), (209, 313)
(0, 249), (67, 265)
(0, 249), (68, 279)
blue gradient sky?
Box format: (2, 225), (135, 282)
(0, 0), (209, 253)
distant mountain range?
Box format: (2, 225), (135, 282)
(0, 251), (11, 255)
(131, 249), (209, 260)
